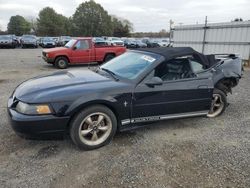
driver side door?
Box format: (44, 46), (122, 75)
(131, 57), (213, 123)
(71, 39), (95, 64)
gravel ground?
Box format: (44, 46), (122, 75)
(0, 48), (249, 188)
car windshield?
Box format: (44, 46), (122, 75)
(43, 38), (53, 42)
(100, 52), (158, 80)
(62, 36), (71, 40)
(65, 39), (76, 48)
(0, 35), (11, 40)
(112, 37), (120, 41)
(94, 38), (105, 42)
(23, 36), (35, 39)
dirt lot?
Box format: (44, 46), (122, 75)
(0, 48), (249, 188)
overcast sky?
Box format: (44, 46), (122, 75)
(0, 0), (249, 32)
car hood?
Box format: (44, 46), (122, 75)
(13, 69), (119, 103)
(112, 40), (123, 43)
(22, 39), (36, 42)
(43, 47), (67, 53)
(43, 41), (55, 44)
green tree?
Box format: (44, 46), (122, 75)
(112, 16), (133, 37)
(233, 18), (243, 22)
(26, 16), (38, 35)
(37, 7), (70, 36)
(7, 15), (31, 35)
(72, 0), (113, 36)
(122, 19), (134, 33)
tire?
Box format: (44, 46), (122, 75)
(207, 89), (227, 118)
(70, 105), (117, 150)
(55, 56), (69, 69)
(104, 54), (115, 62)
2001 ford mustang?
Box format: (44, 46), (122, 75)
(8, 47), (242, 150)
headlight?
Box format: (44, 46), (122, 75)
(46, 53), (49, 57)
(16, 101), (52, 115)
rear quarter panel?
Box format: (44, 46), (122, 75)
(213, 58), (242, 84)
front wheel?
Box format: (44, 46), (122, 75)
(55, 56), (69, 69)
(70, 105), (117, 150)
(207, 89), (227, 118)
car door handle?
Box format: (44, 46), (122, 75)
(198, 85), (208, 89)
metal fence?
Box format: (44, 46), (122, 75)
(172, 20), (250, 61)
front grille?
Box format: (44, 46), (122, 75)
(42, 51), (46, 57)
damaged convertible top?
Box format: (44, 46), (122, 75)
(137, 47), (218, 68)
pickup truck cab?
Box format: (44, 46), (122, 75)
(42, 37), (126, 69)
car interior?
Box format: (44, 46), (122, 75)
(154, 57), (199, 81)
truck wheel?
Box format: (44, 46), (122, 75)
(207, 89), (227, 118)
(55, 57), (68, 69)
(104, 54), (115, 62)
(70, 105), (117, 150)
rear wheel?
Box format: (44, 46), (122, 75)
(55, 56), (69, 69)
(207, 89), (227, 118)
(104, 54), (115, 62)
(70, 105), (117, 150)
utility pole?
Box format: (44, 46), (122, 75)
(202, 16), (208, 53)
(169, 19), (174, 44)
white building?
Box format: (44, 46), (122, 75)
(173, 21), (250, 62)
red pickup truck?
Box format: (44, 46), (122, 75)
(42, 37), (126, 69)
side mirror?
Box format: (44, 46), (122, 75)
(73, 46), (77, 50)
(145, 77), (163, 87)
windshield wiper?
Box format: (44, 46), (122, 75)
(101, 68), (119, 81)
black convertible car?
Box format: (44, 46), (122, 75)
(8, 47), (242, 150)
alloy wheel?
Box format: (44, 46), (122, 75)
(78, 112), (112, 146)
(207, 94), (225, 118)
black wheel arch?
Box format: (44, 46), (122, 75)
(66, 100), (121, 131)
(214, 77), (238, 94)
(55, 55), (70, 64)
(103, 53), (116, 62)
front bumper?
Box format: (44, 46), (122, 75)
(22, 43), (37, 47)
(43, 44), (56, 48)
(8, 98), (70, 137)
(0, 43), (13, 47)
(42, 56), (55, 63)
